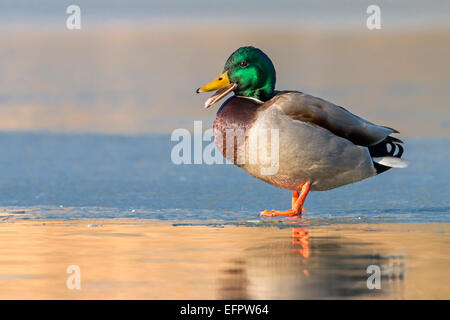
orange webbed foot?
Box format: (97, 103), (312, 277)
(260, 207), (306, 217)
(260, 183), (311, 218)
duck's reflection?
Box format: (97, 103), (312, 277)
(218, 226), (406, 299)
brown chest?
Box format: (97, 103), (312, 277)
(213, 96), (262, 164)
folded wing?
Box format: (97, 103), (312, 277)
(272, 91), (398, 146)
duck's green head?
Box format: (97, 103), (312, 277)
(197, 46), (276, 108)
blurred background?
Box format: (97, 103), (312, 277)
(0, 0), (449, 300)
(0, 0), (449, 135)
(0, 0), (448, 218)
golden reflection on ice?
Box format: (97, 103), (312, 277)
(0, 220), (448, 299)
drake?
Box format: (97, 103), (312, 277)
(196, 46), (406, 217)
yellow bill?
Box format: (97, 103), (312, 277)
(196, 71), (236, 108)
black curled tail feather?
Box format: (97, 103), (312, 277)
(368, 136), (405, 174)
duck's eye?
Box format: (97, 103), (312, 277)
(239, 60), (248, 67)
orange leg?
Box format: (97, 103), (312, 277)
(292, 190), (299, 208)
(260, 183), (311, 217)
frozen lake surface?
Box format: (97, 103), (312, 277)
(0, 133), (448, 225)
(0, 133), (448, 299)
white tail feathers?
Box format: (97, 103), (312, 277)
(373, 156), (408, 168)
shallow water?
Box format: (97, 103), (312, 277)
(0, 133), (448, 299)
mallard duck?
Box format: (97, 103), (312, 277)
(197, 46), (406, 217)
